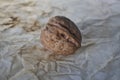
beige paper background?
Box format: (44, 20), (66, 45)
(0, 0), (120, 80)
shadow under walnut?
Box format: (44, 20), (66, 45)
(40, 16), (82, 56)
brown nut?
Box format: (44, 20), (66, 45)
(40, 16), (82, 55)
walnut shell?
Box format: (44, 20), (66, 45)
(40, 16), (82, 55)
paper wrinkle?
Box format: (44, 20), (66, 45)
(0, 0), (120, 80)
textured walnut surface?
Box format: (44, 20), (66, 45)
(40, 16), (82, 55)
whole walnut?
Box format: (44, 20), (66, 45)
(40, 16), (82, 55)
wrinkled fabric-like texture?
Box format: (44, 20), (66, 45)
(0, 0), (120, 80)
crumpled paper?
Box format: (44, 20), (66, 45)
(0, 0), (120, 80)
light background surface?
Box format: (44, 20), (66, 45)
(0, 0), (120, 80)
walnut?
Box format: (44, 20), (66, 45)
(40, 16), (82, 55)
